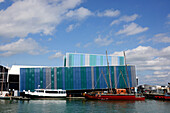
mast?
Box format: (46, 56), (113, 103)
(101, 70), (109, 89)
(123, 51), (131, 93)
(106, 50), (113, 93)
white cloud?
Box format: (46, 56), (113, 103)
(167, 14), (170, 24)
(145, 74), (168, 79)
(48, 38), (52, 41)
(0, 0), (89, 38)
(75, 43), (81, 47)
(110, 14), (138, 26)
(137, 36), (147, 44)
(97, 9), (120, 17)
(116, 41), (124, 45)
(66, 7), (93, 20)
(66, 23), (79, 32)
(151, 33), (170, 43)
(0, 38), (47, 56)
(116, 22), (148, 36)
(138, 33), (170, 44)
(94, 35), (113, 46)
(83, 42), (91, 48)
(111, 46), (170, 85)
(49, 52), (64, 59)
(168, 14), (170, 18)
(0, 0), (4, 3)
(153, 71), (168, 75)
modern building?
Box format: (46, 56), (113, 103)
(2, 52), (138, 96)
(20, 65), (137, 92)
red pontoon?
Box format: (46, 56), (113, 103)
(84, 89), (145, 101)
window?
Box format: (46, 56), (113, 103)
(46, 91), (59, 93)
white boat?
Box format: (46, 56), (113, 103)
(24, 89), (66, 99)
(0, 91), (10, 100)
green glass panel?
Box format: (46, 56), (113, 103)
(81, 54), (83, 66)
(90, 55), (96, 66)
(57, 68), (59, 89)
(71, 54), (74, 66)
(65, 67), (68, 90)
(96, 67), (100, 89)
(28, 69), (31, 91)
(100, 56), (103, 66)
(28, 68), (31, 91)
(118, 66), (127, 88)
(66, 67), (71, 90)
(40, 68), (43, 88)
(51, 68), (54, 89)
(90, 55), (92, 66)
(111, 66), (115, 88)
(57, 68), (63, 89)
(70, 67), (73, 89)
(31, 68), (35, 91)
(26, 68), (29, 91)
(81, 67), (87, 89)
(106, 67), (110, 88)
(119, 57), (124, 65)
(69, 54), (74, 67)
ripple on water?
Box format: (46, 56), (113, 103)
(0, 99), (170, 113)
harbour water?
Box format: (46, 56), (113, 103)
(0, 99), (170, 113)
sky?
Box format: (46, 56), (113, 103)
(0, 0), (170, 85)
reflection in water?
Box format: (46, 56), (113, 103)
(66, 99), (137, 113)
(0, 100), (19, 113)
(0, 99), (170, 113)
(28, 100), (66, 104)
(17, 100), (66, 113)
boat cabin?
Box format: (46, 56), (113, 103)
(34, 89), (66, 94)
(116, 89), (127, 94)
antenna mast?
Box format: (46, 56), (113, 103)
(106, 50), (113, 93)
(123, 51), (131, 93)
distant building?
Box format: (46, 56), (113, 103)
(138, 84), (168, 94)
(0, 65), (9, 91)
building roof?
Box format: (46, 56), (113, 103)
(8, 65), (48, 75)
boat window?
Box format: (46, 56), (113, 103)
(38, 90), (44, 92)
(46, 91), (59, 93)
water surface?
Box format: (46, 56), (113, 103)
(0, 99), (170, 113)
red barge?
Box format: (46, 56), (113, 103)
(84, 89), (145, 101)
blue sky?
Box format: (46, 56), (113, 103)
(0, 0), (170, 85)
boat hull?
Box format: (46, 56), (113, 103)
(164, 94), (170, 100)
(23, 89), (67, 99)
(0, 96), (10, 100)
(144, 94), (170, 100)
(84, 94), (145, 101)
(24, 94), (66, 99)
